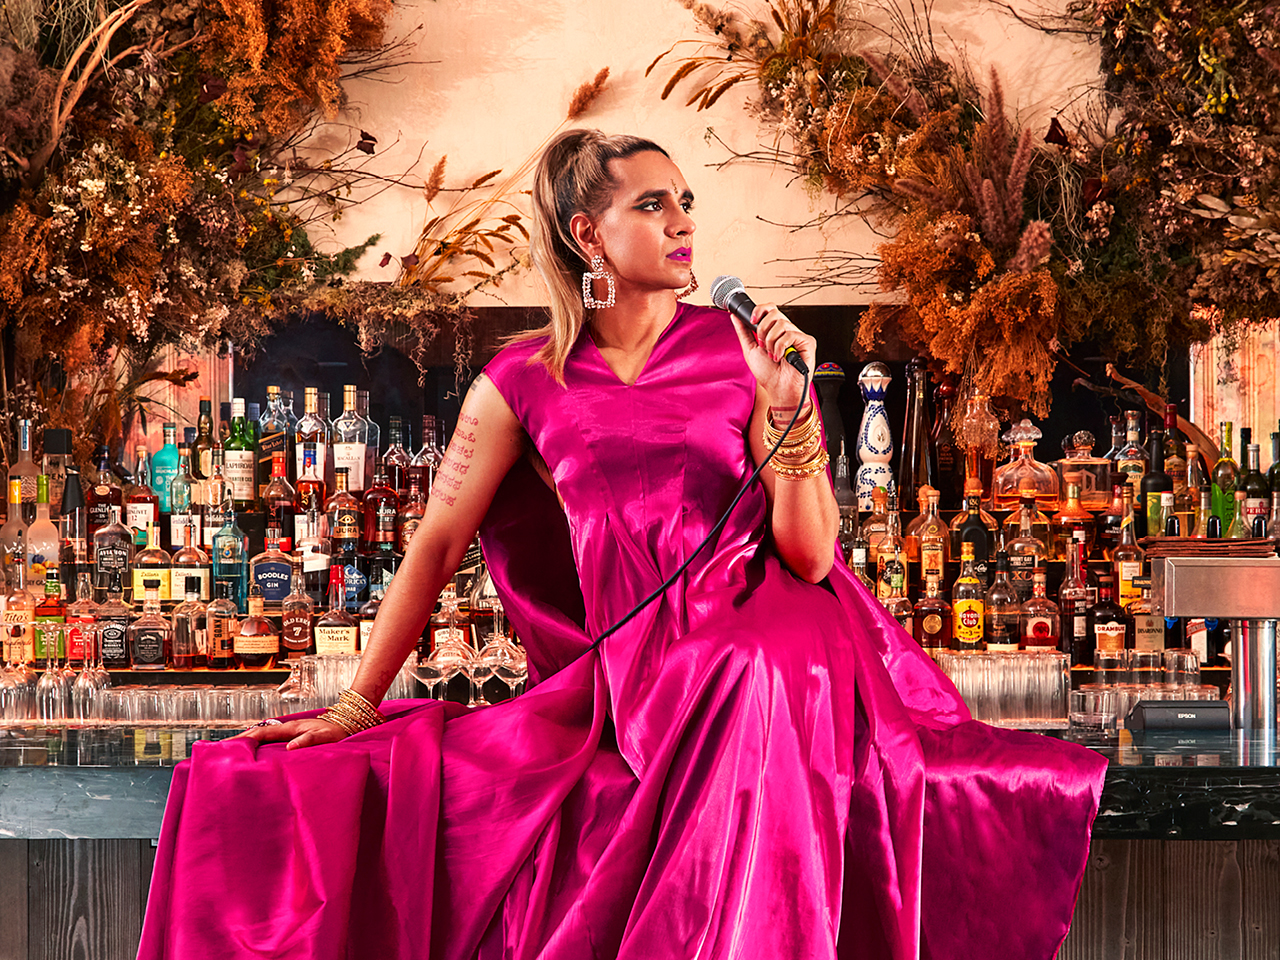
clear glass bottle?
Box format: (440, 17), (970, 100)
(212, 507), (248, 613)
(262, 452), (297, 552)
(1174, 444), (1204, 537)
(250, 528), (294, 615)
(124, 442), (158, 548)
(383, 416), (413, 496)
(1268, 427), (1280, 493)
(171, 522), (211, 603)
(913, 571), (951, 659)
(205, 580), (238, 670)
(128, 578), (171, 670)
(295, 386), (330, 481)
(201, 448), (232, 551)
(951, 541), (985, 653)
(412, 414), (445, 487)
(832, 439), (858, 563)
(1051, 479), (1096, 561)
(2, 561), (34, 665)
(333, 385), (368, 495)
(3, 478), (29, 583)
(881, 564), (913, 634)
(957, 392), (1000, 505)
(1053, 430), (1112, 510)
(1005, 487), (1048, 604)
(235, 584), (279, 669)
(1226, 489), (1250, 539)
(1163, 404), (1187, 492)
(9, 418), (39, 523)
(131, 521), (172, 604)
(64, 571), (97, 667)
(1126, 579), (1162, 652)
(1212, 421), (1239, 531)
(1114, 410), (1147, 482)
(862, 486), (890, 569)
(847, 524), (874, 591)
(983, 552), (1020, 652)
(397, 467), (427, 555)
(1020, 568), (1060, 651)
(1266, 491), (1280, 542)
(59, 466), (90, 587)
(40, 427), (73, 520)
(170, 575), (207, 670)
(875, 493), (909, 602)
(1192, 488), (1213, 539)
(993, 419), (1060, 512)
(280, 557), (315, 661)
(314, 563), (358, 654)
(26, 474), (59, 601)
(1113, 485), (1146, 610)
(294, 441), (328, 536)
(357, 389), (380, 489)
(1059, 539), (1091, 665)
(296, 502), (332, 605)
(168, 443), (201, 553)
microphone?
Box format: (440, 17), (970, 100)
(710, 275), (809, 376)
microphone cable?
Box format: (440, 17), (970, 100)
(579, 368), (813, 658)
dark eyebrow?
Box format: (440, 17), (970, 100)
(634, 188), (695, 205)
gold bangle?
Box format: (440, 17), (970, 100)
(320, 688), (386, 735)
(763, 403), (821, 452)
(771, 451), (830, 481)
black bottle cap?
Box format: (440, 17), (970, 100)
(60, 468), (85, 514)
(186, 576), (202, 594)
(215, 580), (232, 598)
(184, 427), (197, 445)
(43, 428), (73, 455)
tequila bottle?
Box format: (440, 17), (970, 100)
(914, 487), (948, 586)
(875, 493), (908, 603)
(854, 362), (894, 510)
(862, 486), (889, 569)
(262, 452), (297, 552)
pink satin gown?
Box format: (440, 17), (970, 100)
(138, 302), (1107, 960)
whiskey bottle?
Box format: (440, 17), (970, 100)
(97, 571), (132, 670)
(294, 442), (327, 526)
(397, 467), (427, 555)
(1059, 539), (1091, 666)
(224, 398), (257, 511)
(862, 486), (890, 569)
(86, 447), (122, 544)
(257, 385), (294, 496)
(1050, 480), (1096, 561)
(280, 558), (315, 661)
(235, 585), (279, 669)
(983, 552), (1020, 653)
(1112, 485), (1145, 608)
(191, 396), (215, 481)
(128, 578), (171, 670)
(383, 416), (413, 496)
(1004, 488), (1047, 604)
(124, 443), (159, 548)
(92, 505), (134, 604)
(262, 452), (297, 552)
(314, 563), (358, 654)
(205, 580), (238, 669)
(1126, 579), (1162, 652)
(171, 576), (207, 669)
(325, 467), (361, 559)
(295, 386), (330, 481)
(912, 571), (951, 659)
(1114, 410), (1147, 482)
(171, 522), (211, 603)
(915, 487), (949, 586)
(361, 466), (399, 554)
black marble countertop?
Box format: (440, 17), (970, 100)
(2, 724), (1279, 840)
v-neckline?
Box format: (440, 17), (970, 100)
(585, 303), (684, 387)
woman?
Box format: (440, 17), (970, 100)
(140, 131), (1107, 960)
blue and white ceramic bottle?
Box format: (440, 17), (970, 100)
(855, 361), (894, 511)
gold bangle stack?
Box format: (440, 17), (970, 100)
(319, 688), (386, 736)
(763, 401), (829, 481)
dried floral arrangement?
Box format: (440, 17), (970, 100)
(653, 0), (1250, 415)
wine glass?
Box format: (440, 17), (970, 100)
(36, 627), (68, 721)
(412, 639), (473, 704)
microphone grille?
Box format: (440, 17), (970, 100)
(710, 275), (744, 310)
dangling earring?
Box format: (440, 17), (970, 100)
(581, 254), (616, 309)
(675, 271), (699, 300)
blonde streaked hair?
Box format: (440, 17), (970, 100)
(512, 129), (670, 384)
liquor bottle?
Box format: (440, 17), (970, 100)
(280, 558), (315, 661)
(297, 503), (332, 604)
(127, 578), (170, 669)
(1212, 421), (1239, 531)
(361, 466), (399, 555)
(1175, 444), (1205, 536)
(956, 487), (992, 587)
(171, 522), (211, 602)
(383, 417), (413, 496)
(1103, 414), (1124, 462)
(2, 560), (32, 664)
(1051, 479), (1095, 561)
(915, 487), (948, 585)
(2, 478), (28, 581)
(1268, 427), (1280, 493)
(1020, 568), (1060, 651)
(913, 571), (952, 659)
(295, 386), (330, 482)
(223, 398), (256, 510)
(191, 396), (215, 481)
(318, 391), (337, 493)
(211, 507), (249, 613)
(832, 439), (858, 563)
(131, 522), (172, 604)
(1158, 491), (1178, 536)
(897, 357), (934, 508)
(357, 389), (380, 489)
(9, 418), (39, 522)
(262, 452), (297, 552)
(358, 583), (383, 652)
(171, 576), (207, 669)
(326, 468), (361, 559)
(950, 479), (997, 559)
(201, 448), (232, 551)
(250, 528), (294, 614)
(168, 444), (200, 553)
(92, 505), (133, 603)
(205, 580), (239, 670)
(65, 571), (97, 667)
(1097, 482), (1126, 560)
(993, 419), (1060, 512)
(983, 552), (1020, 652)
(1240, 442), (1269, 532)
(854, 363), (895, 509)
(1163, 404), (1187, 491)
(41, 428), (73, 519)
(33, 567), (66, 663)
(151, 422), (181, 517)
(951, 541), (985, 653)
(1005, 488), (1047, 603)
(848, 523), (875, 591)
(412, 414), (444, 486)
(1226, 489), (1250, 539)
(246, 402), (261, 452)
(124, 443), (158, 547)
(258, 385), (294, 495)
(1114, 410), (1147, 482)
(1113, 485), (1145, 608)
(875, 493), (908, 602)
(59, 466), (90, 589)
(397, 467), (427, 555)
(314, 563), (358, 654)
(97, 571), (132, 670)
(1087, 575), (1129, 655)
(930, 379), (964, 511)
(999, 489), (1052, 551)
(1267, 492), (1280, 542)
(1126, 579), (1162, 652)
(881, 564), (913, 633)
(26, 475), (59, 600)
(85, 447), (120, 540)
(1139, 429), (1172, 539)
(295, 442), (327, 531)
(333, 385), (369, 495)
(862, 486), (890, 568)
(234, 584), (278, 669)
(1059, 540), (1090, 665)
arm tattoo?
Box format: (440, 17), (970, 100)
(431, 416), (478, 508)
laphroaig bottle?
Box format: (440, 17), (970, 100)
(223, 398), (257, 510)
(951, 541), (985, 653)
